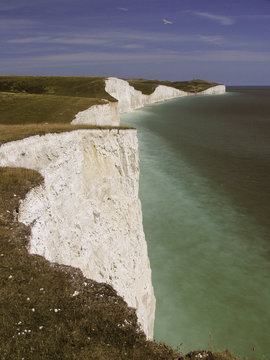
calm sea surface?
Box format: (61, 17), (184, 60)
(121, 87), (270, 360)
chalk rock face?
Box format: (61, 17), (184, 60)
(198, 84), (226, 95)
(0, 129), (155, 339)
(70, 78), (225, 125)
(105, 77), (187, 114)
(71, 101), (119, 126)
(146, 84), (187, 104)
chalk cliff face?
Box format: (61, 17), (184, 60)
(198, 84), (226, 95)
(70, 78), (226, 126)
(70, 78), (188, 126)
(105, 77), (188, 114)
(71, 101), (119, 126)
(0, 129), (155, 339)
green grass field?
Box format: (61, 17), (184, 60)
(0, 92), (107, 125)
(0, 76), (118, 128)
(0, 75), (116, 100)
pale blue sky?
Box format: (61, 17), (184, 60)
(1, 0), (270, 84)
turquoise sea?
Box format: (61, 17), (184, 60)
(121, 87), (270, 360)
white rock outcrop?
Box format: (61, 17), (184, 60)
(198, 84), (226, 95)
(0, 129), (155, 339)
(71, 101), (119, 126)
(105, 77), (188, 114)
(70, 78), (226, 126)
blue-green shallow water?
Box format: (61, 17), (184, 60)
(121, 87), (270, 360)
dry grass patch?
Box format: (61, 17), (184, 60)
(0, 124), (134, 145)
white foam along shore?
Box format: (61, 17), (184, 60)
(0, 77), (226, 339)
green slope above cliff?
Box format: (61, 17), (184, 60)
(125, 78), (219, 95)
(0, 76), (116, 101)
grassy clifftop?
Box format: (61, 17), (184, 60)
(0, 76), (117, 127)
(0, 76), (116, 101)
(0, 92), (107, 125)
(126, 78), (219, 95)
(0, 124), (134, 145)
(0, 76), (123, 147)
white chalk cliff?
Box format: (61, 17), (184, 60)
(0, 129), (155, 338)
(105, 77), (188, 114)
(71, 78), (225, 126)
(0, 77), (226, 339)
(71, 101), (119, 126)
(198, 84), (226, 95)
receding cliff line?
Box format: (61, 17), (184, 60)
(105, 77), (226, 115)
(71, 77), (226, 125)
(0, 77), (226, 340)
(105, 77), (188, 114)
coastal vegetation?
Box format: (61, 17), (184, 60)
(0, 76), (116, 101)
(0, 75), (241, 359)
(0, 76), (116, 126)
(0, 75), (131, 143)
(126, 78), (219, 95)
(0, 92), (106, 125)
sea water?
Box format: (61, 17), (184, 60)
(121, 87), (270, 360)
